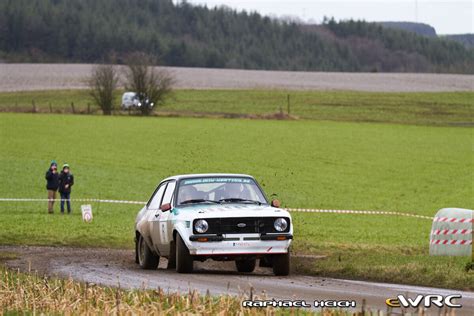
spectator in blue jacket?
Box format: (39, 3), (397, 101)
(58, 163), (74, 214)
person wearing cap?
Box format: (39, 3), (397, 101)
(58, 163), (74, 214)
(45, 160), (59, 214)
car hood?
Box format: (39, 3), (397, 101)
(174, 204), (290, 219)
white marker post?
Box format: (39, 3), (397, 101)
(81, 204), (93, 223)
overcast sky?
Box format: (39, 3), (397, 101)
(184, 0), (473, 35)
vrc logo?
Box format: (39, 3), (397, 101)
(386, 294), (462, 309)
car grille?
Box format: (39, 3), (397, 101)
(193, 217), (290, 234)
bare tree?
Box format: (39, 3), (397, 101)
(124, 53), (174, 116)
(88, 64), (119, 115)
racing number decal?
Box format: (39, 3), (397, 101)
(160, 222), (168, 244)
(159, 212), (169, 245)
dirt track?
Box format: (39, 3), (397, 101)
(2, 245), (473, 315)
(1, 63), (473, 92)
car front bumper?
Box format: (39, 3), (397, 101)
(187, 233), (292, 256)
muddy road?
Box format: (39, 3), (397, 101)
(2, 245), (473, 314)
(1, 63), (473, 92)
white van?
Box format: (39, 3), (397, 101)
(121, 92), (140, 110)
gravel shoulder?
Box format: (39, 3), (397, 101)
(1, 63), (473, 92)
(1, 245), (473, 315)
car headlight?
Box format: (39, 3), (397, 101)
(274, 218), (288, 232)
(194, 219), (209, 233)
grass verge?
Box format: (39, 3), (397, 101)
(1, 267), (308, 315)
(0, 89), (472, 125)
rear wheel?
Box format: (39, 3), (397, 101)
(176, 234), (193, 273)
(137, 234), (159, 270)
(235, 258), (256, 273)
(272, 252), (290, 276)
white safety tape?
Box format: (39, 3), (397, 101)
(0, 198), (146, 205)
(0, 198), (435, 220)
(285, 208), (434, 220)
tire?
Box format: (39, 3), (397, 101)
(137, 234), (159, 270)
(176, 234), (193, 273)
(167, 240), (176, 269)
(235, 258), (256, 273)
(272, 252), (290, 276)
(135, 235), (139, 264)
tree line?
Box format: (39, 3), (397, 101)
(0, 0), (472, 73)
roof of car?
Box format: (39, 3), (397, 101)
(161, 173), (255, 182)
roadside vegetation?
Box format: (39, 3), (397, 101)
(0, 113), (472, 290)
(87, 64), (119, 115)
(123, 53), (175, 115)
(0, 267), (293, 315)
(0, 89), (472, 125)
(87, 54), (175, 116)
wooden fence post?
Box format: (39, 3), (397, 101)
(287, 94), (291, 115)
(71, 102), (75, 114)
(32, 100), (36, 113)
(87, 103), (91, 114)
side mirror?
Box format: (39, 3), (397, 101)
(160, 203), (172, 212)
(271, 199), (281, 208)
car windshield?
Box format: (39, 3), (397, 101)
(176, 177), (267, 206)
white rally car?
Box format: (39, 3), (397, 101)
(134, 174), (293, 275)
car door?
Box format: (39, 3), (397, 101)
(147, 182), (167, 254)
(155, 181), (176, 255)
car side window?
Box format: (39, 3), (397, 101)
(148, 182), (167, 210)
(161, 181), (176, 207)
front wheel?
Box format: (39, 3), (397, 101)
(176, 234), (193, 273)
(272, 252), (290, 276)
(235, 258), (256, 273)
(167, 240), (176, 269)
(137, 234), (159, 270)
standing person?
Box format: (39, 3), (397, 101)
(58, 163), (74, 214)
(45, 160), (59, 214)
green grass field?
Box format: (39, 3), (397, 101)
(0, 113), (472, 289)
(0, 89), (472, 125)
